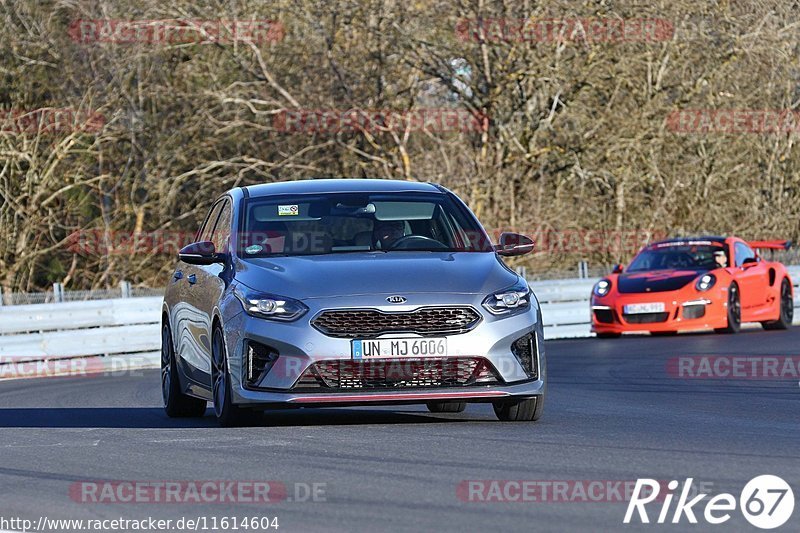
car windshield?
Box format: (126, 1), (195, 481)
(237, 192), (492, 257)
(627, 243), (727, 272)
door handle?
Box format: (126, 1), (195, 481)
(187, 274), (197, 285)
(173, 271), (183, 281)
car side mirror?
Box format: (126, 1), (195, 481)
(742, 256), (759, 267)
(612, 264), (624, 274)
(495, 232), (534, 256)
(178, 241), (223, 265)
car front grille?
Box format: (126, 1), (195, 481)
(622, 312), (670, 324)
(311, 307), (481, 338)
(293, 357), (500, 391)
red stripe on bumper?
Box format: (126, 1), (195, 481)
(289, 390), (507, 403)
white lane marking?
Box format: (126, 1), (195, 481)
(0, 440), (100, 448)
(148, 437), (291, 446)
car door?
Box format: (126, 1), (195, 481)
(189, 198), (232, 387)
(173, 200), (224, 385)
(732, 241), (770, 320)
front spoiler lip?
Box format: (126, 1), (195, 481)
(233, 378), (544, 406)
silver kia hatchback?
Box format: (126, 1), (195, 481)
(161, 179), (546, 426)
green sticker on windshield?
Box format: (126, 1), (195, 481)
(278, 204), (299, 216)
(245, 244), (263, 254)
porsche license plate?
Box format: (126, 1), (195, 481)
(352, 338), (447, 360)
(623, 302), (665, 314)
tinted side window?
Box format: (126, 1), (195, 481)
(210, 200), (232, 252)
(734, 242), (755, 267)
(198, 202), (223, 242)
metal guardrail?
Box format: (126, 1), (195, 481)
(0, 297), (162, 361)
(1, 266), (799, 364)
(0, 282), (164, 306)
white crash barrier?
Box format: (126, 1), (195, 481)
(0, 267), (799, 364)
(534, 280), (595, 339)
(0, 297), (162, 360)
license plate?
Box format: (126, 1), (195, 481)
(623, 302), (665, 314)
(352, 338), (447, 360)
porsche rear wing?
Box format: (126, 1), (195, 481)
(748, 240), (792, 251)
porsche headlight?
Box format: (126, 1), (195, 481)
(483, 279), (531, 316)
(593, 278), (612, 297)
(695, 273), (716, 292)
(234, 286), (308, 321)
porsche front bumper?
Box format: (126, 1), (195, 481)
(591, 287), (729, 334)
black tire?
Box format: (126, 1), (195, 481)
(426, 401), (466, 413)
(595, 332), (621, 339)
(762, 278), (793, 330)
(161, 323), (207, 418)
(211, 324), (261, 427)
(715, 282), (741, 334)
(493, 396), (543, 422)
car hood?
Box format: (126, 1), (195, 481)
(234, 252), (519, 300)
(617, 269), (705, 293)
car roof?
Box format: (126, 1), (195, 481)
(242, 179), (442, 198)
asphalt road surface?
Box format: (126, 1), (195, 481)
(0, 328), (798, 532)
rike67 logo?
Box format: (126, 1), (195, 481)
(624, 476), (794, 529)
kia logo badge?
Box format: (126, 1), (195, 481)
(386, 295), (407, 304)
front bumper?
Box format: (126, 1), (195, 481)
(221, 293), (545, 406)
(591, 286), (728, 334)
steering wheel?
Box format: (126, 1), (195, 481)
(387, 235), (448, 250)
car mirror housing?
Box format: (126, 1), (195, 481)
(178, 241), (223, 265)
(495, 232), (535, 256)
(612, 264), (624, 274)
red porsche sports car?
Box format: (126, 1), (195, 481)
(591, 236), (794, 337)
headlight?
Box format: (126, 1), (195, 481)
(593, 279), (612, 297)
(695, 273), (716, 292)
(234, 286), (308, 321)
(483, 279), (531, 316)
